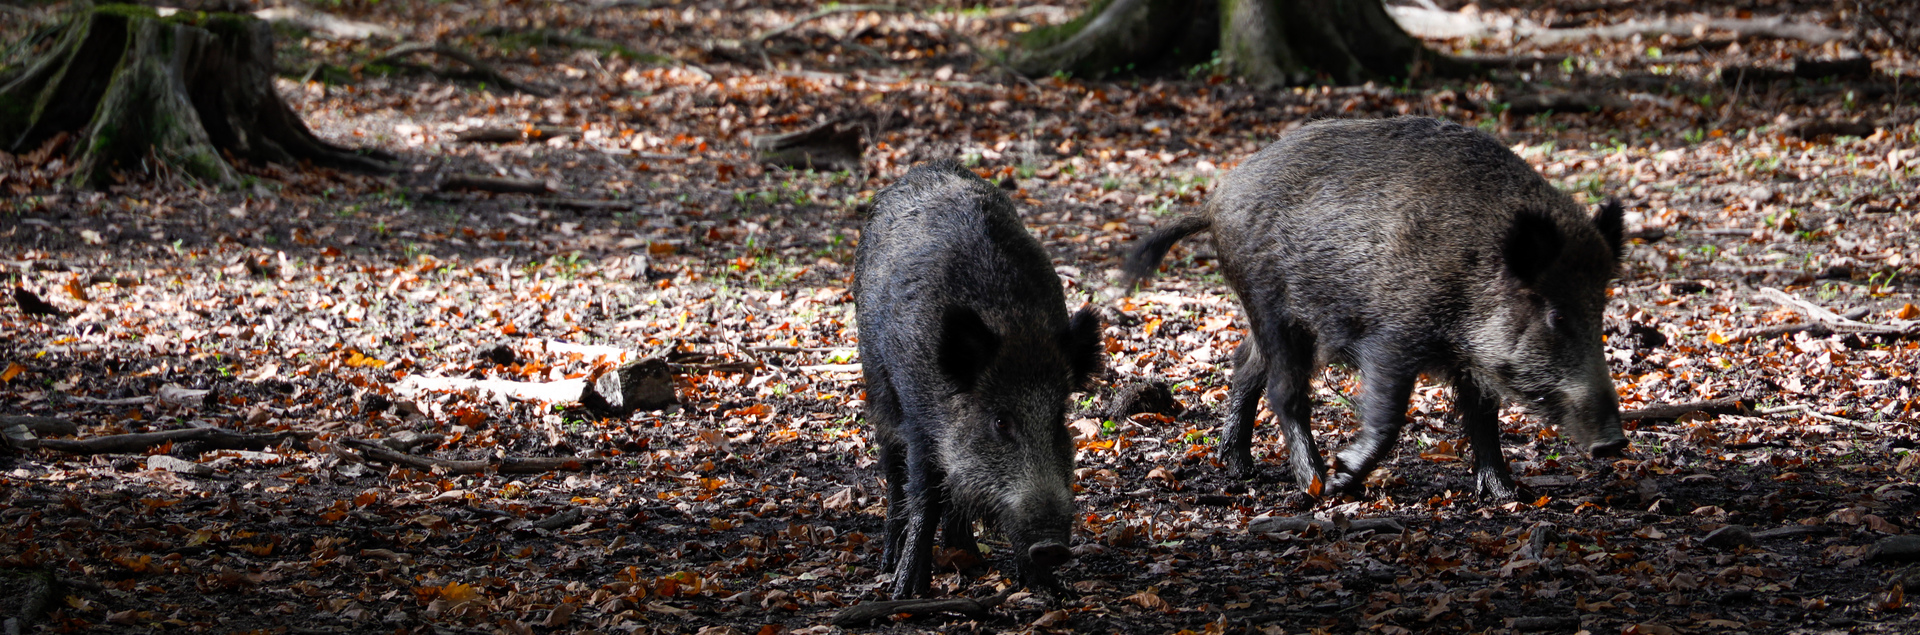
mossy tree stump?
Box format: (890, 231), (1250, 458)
(0, 4), (393, 189)
(1010, 0), (1460, 86)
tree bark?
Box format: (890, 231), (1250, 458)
(1011, 0), (1456, 85)
(0, 4), (393, 189)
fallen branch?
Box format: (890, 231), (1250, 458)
(1502, 91), (1634, 116)
(454, 126), (573, 144)
(27, 428), (314, 455)
(437, 174), (556, 194)
(395, 375), (590, 404)
(1246, 515), (1407, 535)
(370, 43), (553, 96)
(1756, 286), (1920, 335)
(396, 358), (677, 416)
(254, 6), (400, 41)
(831, 588), (1013, 626)
(342, 439), (602, 475)
(1621, 398), (1754, 422)
(0, 416), (78, 437)
(539, 198), (635, 212)
(1789, 119), (1879, 140)
(1390, 7), (1848, 44)
(1757, 403), (1867, 427)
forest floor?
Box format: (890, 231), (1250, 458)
(3, 0), (1920, 633)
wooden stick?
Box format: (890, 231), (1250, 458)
(394, 375), (589, 404)
(1621, 398), (1754, 422)
(343, 439), (602, 475)
(437, 174), (555, 194)
(28, 428), (314, 455)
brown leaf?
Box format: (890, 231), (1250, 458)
(1123, 590), (1169, 610)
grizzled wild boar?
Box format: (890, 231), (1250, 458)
(857, 160), (1103, 598)
(1123, 117), (1628, 500)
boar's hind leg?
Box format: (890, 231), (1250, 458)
(1327, 361), (1417, 497)
(1455, 376), (1519, 500)
(1218, 340), (1268, 478)
(1236, 327), (1324, 491)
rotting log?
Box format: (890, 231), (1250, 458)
(0, 3), (394, 189)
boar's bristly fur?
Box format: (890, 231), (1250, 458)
(857, 159), (1102, 598)
(1124, 117), (1627, 500)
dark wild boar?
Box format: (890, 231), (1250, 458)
(1123, 117), (1628, 500)
(857, 160), (1102, 598)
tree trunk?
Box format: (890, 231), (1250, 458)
(0, 4), (393, 189)
(1011, 0), (1456, 85)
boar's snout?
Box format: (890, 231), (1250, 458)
(1027, 541), (1073, 569)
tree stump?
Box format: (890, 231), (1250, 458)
(0, 4), (393, 189)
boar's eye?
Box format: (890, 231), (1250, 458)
(1545, 307), (1566, 329)
(992, 417), (1014, 440)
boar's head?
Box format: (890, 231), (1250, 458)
(934, 304), (1101, 588)
(1480, 199), (1628, 459)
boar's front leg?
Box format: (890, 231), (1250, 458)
(868, 365), (910, 573)
(889, 454), (944, 599)
(1455, 376), (1520, 500)
(1326, 359), (1416, 497)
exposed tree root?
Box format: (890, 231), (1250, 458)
(370, 42), (553, 96)
(0, 4), (395, 189)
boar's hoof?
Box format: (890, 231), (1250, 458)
(1475, 475), (1522, 502)
(1323, 473), (1364, 499)
(1027, 542), (1073, 568)
(1589, 438), (1629, 458)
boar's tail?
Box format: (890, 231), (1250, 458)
(1120, 213), (1211, 292)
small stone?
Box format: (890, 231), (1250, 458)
(1702, 525), (1755, 549)
(1106, 381), (1184, 421)
(1868, 535), (1920, 562)
(478, 343), (517, 366)
(582, 358), (678, 416)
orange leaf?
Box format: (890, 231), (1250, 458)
(0, 362), (24, 383)
(1897, 303), (1920, 320)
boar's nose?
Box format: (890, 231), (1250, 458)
(1589, 437), (1628, 458)
(1027, 542), (1073, 569)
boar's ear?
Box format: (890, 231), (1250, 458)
(1503, 209), (1564, 286)
(1061, 306), (1103, 385)
(938, 305), (1000, 391)
(1593, 197), (1626, 261)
